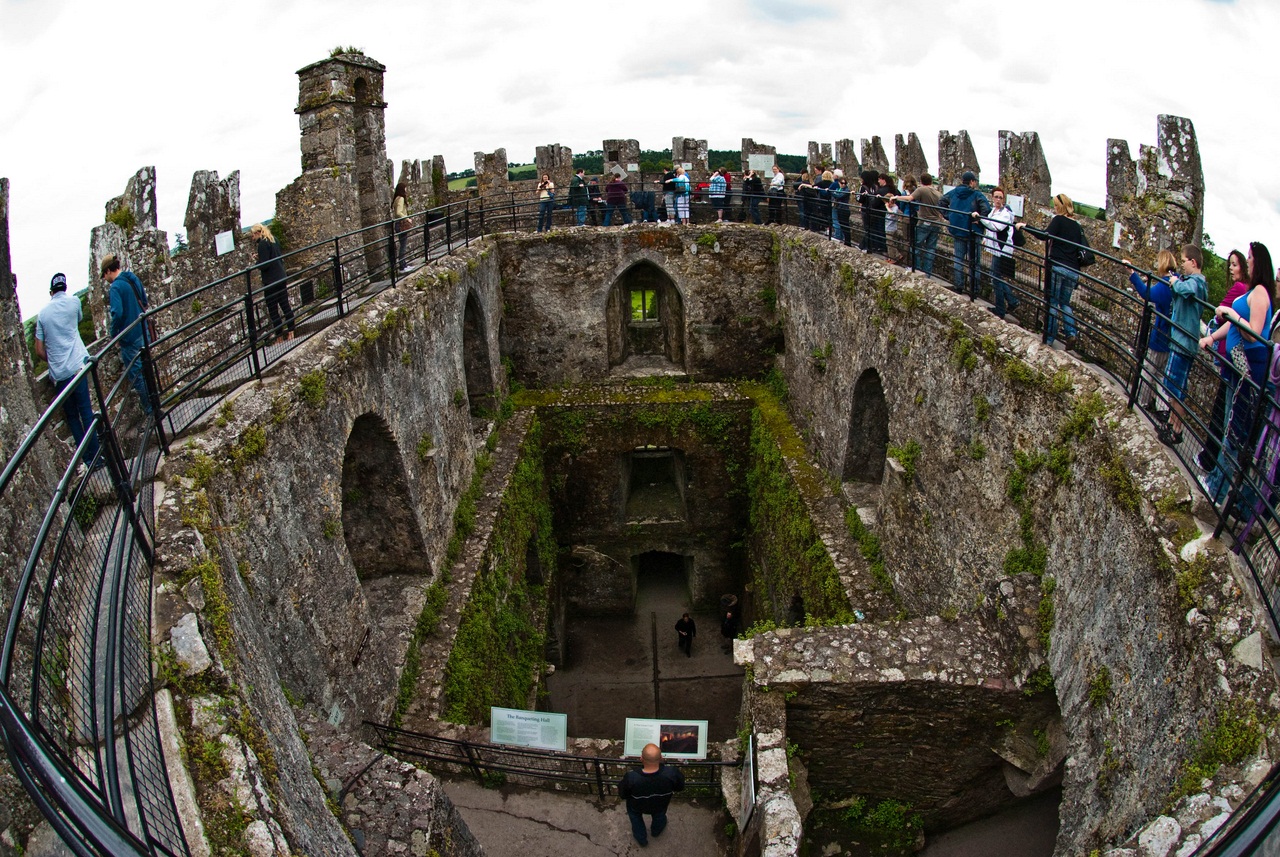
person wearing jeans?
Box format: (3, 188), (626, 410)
(941, 170), (990, 293)
(35, 273), (101, 465)
(536, 174), (555, 233)
(977, 188), (1018, 318)
(1020, 193), (1087, 349)
(897, 173), (943, 276)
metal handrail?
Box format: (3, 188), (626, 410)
(4, 181), (1280, 854)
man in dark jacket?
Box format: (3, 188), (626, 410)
(604, 174), (631, 226)
(941, 170), (990, 295)
(618, 744), (685, 846)
(101, 254), (154, 415)
(568, 169), (589, 227)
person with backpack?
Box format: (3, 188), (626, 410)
(101, 254), (154, 416)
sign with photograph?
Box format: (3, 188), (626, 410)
(490, 707), (568, 752)
(623, 718), (708, 760)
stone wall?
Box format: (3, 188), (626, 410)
(937, 130), (980, 185)
(0, 177), (59, 857)
(772, 230), (1276, 853)
(740, 138), (777, 175)
(494, 226), (780, 386)
(474, 148), (509, 196)
(999, 130), (1052, 209)
(834, 139), (860, 182)
(536, 143), (574, 191)
(537, 391), (752, 614)
(860, 136), (890, 176)
(88, 167), (172, 337)
(895, 132), (929, 182)
(673, 136), (709, 183)
(1106, 114), (1205, 263)
(164, 244), (503, 727)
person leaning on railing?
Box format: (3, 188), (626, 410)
(896, 173), (943, 277)
(975, 188), (1018, 320)
(1198, 249), (1255, 472)
(1123, 249), (1176, 415)
(1198, 242), (1276, 503)
(767, 164), (786, 224)
(1016, 193), (1082, 350)
(1153, 245), (1208, 447)
(940, 170), (990, 294)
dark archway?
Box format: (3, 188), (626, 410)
(843, 368), (889, 483)
(634, 551), (691, 611)
(341, 412), (430, 580)
(606, 262), (685, 371)
(462, 290), (495, 416)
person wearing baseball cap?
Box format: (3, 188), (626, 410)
(35, 273), (101, 467)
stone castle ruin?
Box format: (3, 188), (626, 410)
(0, 49), (1257, 857)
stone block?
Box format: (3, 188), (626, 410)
(1231, 631), (1264, 671)
(938, 130), (980, 185)
(1137, 815), (1179, 857)
(998, 131), (1051, 209)
(860, 137), (889, 176)
(171, 612), (212, 675)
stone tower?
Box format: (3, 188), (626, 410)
(276, 51), (392, 277)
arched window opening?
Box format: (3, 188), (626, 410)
(462, 290), (495, 417)
(843, 368), (889, 483)
(607, 262), (686, 373)
(341, 413), (431, 581)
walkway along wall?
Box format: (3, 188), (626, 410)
(768, 231), (1276, 855)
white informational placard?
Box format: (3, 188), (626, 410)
(214, 230), (235, 256)
(681, 162), (694, 171)
(748, 154), (776, 174)
(1005, 194), (1025, 218)
(490, 707), (567, 752)
(624, 718), (708, 760)
(740, 734), (756, 827)
(610, 164), (628, 178)
(627, 163), (640, 173)
(1112, 221), (1123, 248)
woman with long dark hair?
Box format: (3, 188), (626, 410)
(1018, 193), (1084, 349)
(1199, 242), (1275, 503)
(1198, 249), (1252, 470)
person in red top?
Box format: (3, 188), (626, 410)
(604, 174), (632, 226)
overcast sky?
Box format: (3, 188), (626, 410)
(3, 0), (1277, 320)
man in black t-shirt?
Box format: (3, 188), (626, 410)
(618, 744), (685, 846)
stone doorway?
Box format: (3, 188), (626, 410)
(606, 261), (686, 373)
(843, 367), (889, 483)
(461, 290), (495, 418)
(543, 550), (742, 742)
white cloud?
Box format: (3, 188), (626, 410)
(3, 0), (1280, 318)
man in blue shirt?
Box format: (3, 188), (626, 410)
(941, 171), (990, 295)
(35, 273), (101, 465)
(101, 254), (153, 416)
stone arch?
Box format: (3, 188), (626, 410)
(462, 289), (495, 416)
(341, 412), (431, 581)
(843, 367), (889, 483)
(605, 260), (686, 371)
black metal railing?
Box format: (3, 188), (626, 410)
(366, 722), (736, 799)
(4, 179), (1280, 853)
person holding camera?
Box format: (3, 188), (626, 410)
(536, 173), (555, 233)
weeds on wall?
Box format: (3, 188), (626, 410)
(441, 421), (555, 723)
(744, 389), (858, 625)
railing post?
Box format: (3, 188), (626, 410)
(445, 206), (454, 251)
(1128, 287), (1155, 410)
(477, 198), (484, 239)
(1041, 244), (1054, 344)
(333, 239), (346, 319)
(908, 209), (918, 271)
(510, 190), (517, 232)
(423, 212), (431, 262)
(461, 741), (485, 785)
(244, 270), (262, 380)
(139, 318), (169, 453)
(464, 203), (471, 248)
(594, 759), (606, 799)
(389, 221), (398, 288)
(968, 228), (981, 300)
